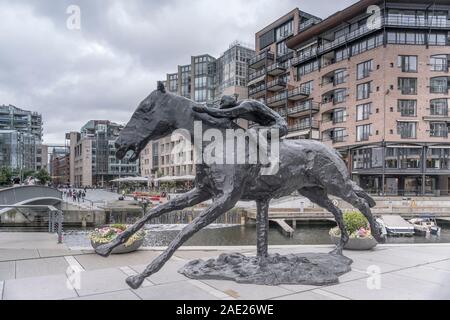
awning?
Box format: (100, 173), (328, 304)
(153, 175), (195, 182)
(110, 176), (149, 183)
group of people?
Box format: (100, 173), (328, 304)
(62, 188), (87, 203)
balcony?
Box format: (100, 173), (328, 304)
(248, 84), (266, 98)
(267, 92), (287, 107)
(299, 18), (321, 32)
(266, 78), (286, 92)
(248, 68), (266, 82)
(288, 120), (319, 132)
(249, 51), (274, 69)
(286, 100), (319, 118)
(267, 63), (286, 76)
(291, 48), (317, 67)
(287, 86), (310, 101)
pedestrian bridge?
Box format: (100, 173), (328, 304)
(0, 185), (62, 208)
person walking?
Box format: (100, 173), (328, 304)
(82, 191), (86, 202)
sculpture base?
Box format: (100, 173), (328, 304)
(179, 252), (352, 286)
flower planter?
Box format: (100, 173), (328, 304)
(89, 224), (145, 254)
(91, 237), (144, 254)
(330, 233), (377, 250)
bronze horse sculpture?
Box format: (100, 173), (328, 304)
(96, 84), (384, 289)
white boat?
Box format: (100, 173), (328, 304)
(379, 215), (415, 237)
(409, 215), (441, 236)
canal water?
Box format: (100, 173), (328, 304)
(63, 222), (450, 248)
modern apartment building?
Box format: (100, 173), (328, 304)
(249, 1), (450, 196)
(140, 42), (255, 179)
(67, 120), (139, 187)
(0, 104), (44, 171)
(49, 145), (70, 185)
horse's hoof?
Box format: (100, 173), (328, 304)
(126, 275), (144, 289)
(94, 244), (113, 257)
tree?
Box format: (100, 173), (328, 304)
(34, 169), (52, 185)
(0, 167), (13, 186)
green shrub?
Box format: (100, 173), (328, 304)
(343, 210), (368, 234)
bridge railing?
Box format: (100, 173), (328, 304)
(0, 185), (62, 205)
(0, 205), (63, 243)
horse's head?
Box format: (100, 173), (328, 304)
(115, 82), (178, 161)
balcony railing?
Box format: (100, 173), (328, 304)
(287, 100), (320, 116)
(299, 18), (321, 32)
(267, 92), (287, 105)
(288, 86), (310, 100)
(266, 63), (286, 75)
(248, 51), (274, 69)
(266, 78), (287, 91)
(248, 68), (266, 82)
(291, 16), (450, 67)
(288, 120), (319, 132)
(249, 84), (266, 96)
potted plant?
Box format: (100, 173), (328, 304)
(89, 224), (145, 254)
(329, 210), (377, 250)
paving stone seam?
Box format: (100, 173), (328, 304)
(188, 279), (235, 299)
(312, 288), (350, 300)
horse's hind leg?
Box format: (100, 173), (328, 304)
(125, 190), (242, 289)
(95, 187), (211, 257)
(298, 187), (348, 255)
(256, 198), (271, 259)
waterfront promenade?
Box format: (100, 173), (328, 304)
(1, 232), (450, 300)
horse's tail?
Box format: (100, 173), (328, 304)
(350, 180), (376, 208)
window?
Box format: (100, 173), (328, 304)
(357, 82), (371, 100)
(356, 103), (372, 121)
(297, 60), (319, 77)
(430, 77), (448, 93)
(332, 129), (346, 143)
(397, 121), (417, 139)
(275, 20), (293, 41)
(430, 123), (448, 137)
(334, 69), (346, 85)
(398, 78), (417, 95)
(387, 32), (425, 45)
(357, 60), (373, 80)
(398, 56), (417, 72)
(430, 99), (448, 116)
(352, 148), (371, 169)
(430, 55), (448, 71)
(427, 148), (450, 169)
(397, 100), (417, 117)
(300, 80), (314, 94)
(276, 41), (289, 57)
(356, 124), (372, 141)
(336, 48), (350, 62)
(428, 33), (447, 46)
(334, 89), (347, 104)
(333, 108), (346, 124)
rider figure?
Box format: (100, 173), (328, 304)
(193, 95), (288, 139)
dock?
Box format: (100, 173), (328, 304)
(271, 219), (294, 237)
(380, 214), (414, 236)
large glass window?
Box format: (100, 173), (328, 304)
(427, 148), (450, 169)
(430, 55), (448, 71)
(334, 89), (347, 104)
(430, 77), (448, 93)
(430, 99), (448, 116)
(356, 124), (372, 142)
(397, 121), (417, 139)
(428, 33), (447, 46)
(275, 20), (293, 41)
(357, 60), (373, 80)
(397, 100), (417, 117)
(398, 56), (417, 72)
(398, 78), (417, 95)
(387, 32), (425, 45)
(333, 108), (346, 124)
(357, 82), (371, 100)
(356, 103), (372, 121)
(430, 123), (449, 138)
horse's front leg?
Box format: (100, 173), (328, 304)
(125, 191), (241, 289)
(95, 188), (211, 257)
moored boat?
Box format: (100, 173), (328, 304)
(409, 215), (441, 236)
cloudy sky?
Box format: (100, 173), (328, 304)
(0, 0), (357, 144)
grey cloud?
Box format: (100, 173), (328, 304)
(0, 0), (358, 143)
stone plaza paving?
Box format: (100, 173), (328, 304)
(1, 232), (450, 300)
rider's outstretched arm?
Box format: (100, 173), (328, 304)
(196, 103), (245, 119)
